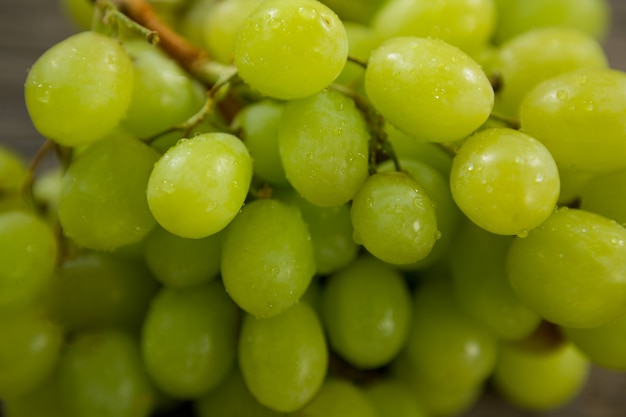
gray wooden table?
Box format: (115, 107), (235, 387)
(1, 0), (626, 416)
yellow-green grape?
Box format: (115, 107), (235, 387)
(202, 0), (263, 64)
(450, 128), (560, 236)
(58, 133), (159, 250)
(0, 145), (27, 196)
(59, 0), (94, 29)
(292, 378), (377, 417)
(239, 302), (327, 412)
(321, 255), (412, 369)
(234, 0), (348, 99)
(59, 330), (156, 417)
(492, 342), (590, 412)
(278, 89), (369, 207)
(24, 31), (134, 147)
(335, 22), (382, 88)
(520, 68), (626, 175)
(121, 40), (205, 138)
(581, 169), (626, 226)
(351, 171), (439, 265)
(141, 281), (239, 398)
(32, 167), (63, 224)
(507, 208), (626, 328)
(221, 199), (316, 318)
(372, 0), (496, 53)
(364, 379), (428, 417)
(365, 36), (494, 143)
(450, 220), (541, 341)
(3, 370), (68, 417)
(492, 0), (610, 45)
(0, 210), (57, 310)
(493, 27), (608, 119)
(0, 307), (63, 399)
(178, 0), (221, 47)
(320, 0), (387, 25)
(147, 132), (252, 238)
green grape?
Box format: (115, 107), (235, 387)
(59, 330), (156, 417)
(450, 220), (541, 341)
(0, 307), (63, 398)
(403, 278), (498, 391)
(507, 208), (626, 328)
(233, 99), (288, 186)
(351, 170), (438, 265)
(178, 0), (221, 47)
(221, 199), (316, 318)
(59, 0), (94, 29)
(24, 31), (134, 147)
(320, 0), (387, 24)
(0, 145), (27, 195)
(234, 0), (348, 99)
(371, 0), (496, 53)
(520, 68), (626, 175)
(147, 132), (252, 238)
(492, 342), (590, 411)
(278, 189), (358, 275)
(238, 302), (327, 412)
(364, 379), (427, 417)
(563, 312), (626, 371)
(195, 367), (285, 417)
(143, 224), (221, 288)
(493, 27), (608, 118)
(365, 36), (494, 143)
(291, 378), (377, 417)
(142, 281), (239, 398)
(0, 210), (57, 310)
(3, 370), (68, 417)
(32, 167), (63, 224)
(492, 0), (610, 45)
(47, 252), (159, 333)
(581, 169), (626, 226)
(450, 128), (560, 236)
(58, 133), (159, 250)
(202, 0), (264, 64)
(334, 22), (382, 88)
(278, 89), (369, 207)
(120, 39), (205, 138)
(321, 255), (412, 369)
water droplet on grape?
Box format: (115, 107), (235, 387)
(517, 230), (529, 238)
(35, 83), (51, 103)
(467, 163), (475, 172)
(535, 173), (544, 183)
(298, 6), (317, 19)
(556, 90), (569, 101)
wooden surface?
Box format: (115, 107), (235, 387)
(1, 1), (626, 416)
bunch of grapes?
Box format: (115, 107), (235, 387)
(1, 0), (625, 415)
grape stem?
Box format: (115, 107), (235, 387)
(347, 55), (368, 69)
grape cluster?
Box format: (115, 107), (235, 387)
(2, 0), (625, 416)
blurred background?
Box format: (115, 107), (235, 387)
(0, 0), (625, 416)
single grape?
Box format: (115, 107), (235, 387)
(293, 378), (377, 417)
(581, 169), (626, 226)
(278, 89), (369, 207)
(334, 22), (382, 88)
(507, 208), (626, 328)
(351, 170), (438, 265)
(234, 0), (348, 99)
(238, 302), (327, 412)
(365, 36), (494, 143)
(0, 145), (27, 195)
(147, 132), (252, 238)
(364, 379), (428, 417)
(320, 0), (387, 25)
(221, 198), (316, 318)
(24, 31), (134, 146)
(59, 0), (95, 29)
(3, 369), (68, 417)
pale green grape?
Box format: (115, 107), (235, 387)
(32, 167), (63, 224)
(178, 0), (220, 47)
(25, 31), (133, 147)
(143, 224), (221, 288)
(147, 132), (252, 238)
(507, 208), (626, 328)
(59, 133), (159, 250)
(372, 0), (496, 53)
(239, 302), (327, 412)
(0, 210), (57, 310)
(581, 169), (626, 226)
(59, 330), (156, 417)
(492, 0), (610, 44)
(0, 145), (27, 195)
(351, 171), (438, 265)
(202, 0), (263, 64)
(320, 0), (387, 24)
(234, 0), (348, 99)
(365, 36), (494, 143)
(321, 255), (412, 369)
(221, 199), (316, 318)
(59, 0), (95, 30)
(291, 378), (376, 417)
(142, 281), (239, 398)
(121, 39), (205, 138)
(3, 370), (68, 417)
(0, 307), (63, 398)
(279, 89), (369, 207)
(520, 68), (626, 174)
(364, 379), (427, 417)
(233, 99), (288, 186)
(450, 220), (541, 341)
(492, 342), (590, 411)
(47, 252), (159, 333)
(334, 22), (382, 88)
(450, 128), (560, 236)
(493, 27), (608, 118)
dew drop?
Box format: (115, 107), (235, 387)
(535, 173), (544, 183)
(35, 83), (51, 104)
(467, 163), (475, 172)
(517, 229), (529, 238)
(556, 90), (569, 101)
